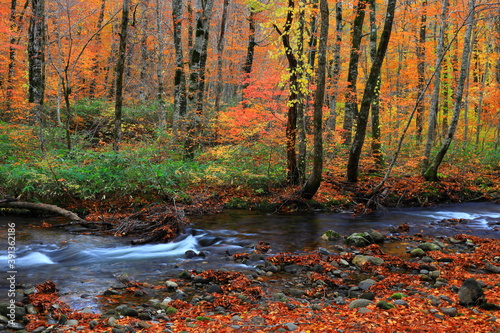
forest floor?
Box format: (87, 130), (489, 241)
(3, 166), (500, 332)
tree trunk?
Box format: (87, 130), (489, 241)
(154, 0), (167, 129)
(415, 0), (427, 143)
(172, 0), (187, 142)
(346, 0), (397, 183)
(423, 0), (475, 181)
(325, 1), (342, 134)
(185, 0), (215, 158)
(215, 0), (230, 113)
(297, 4), (307, 183)
(342, 0), (367, 146)
(242, 9), (256, 86)
(422, 0), (449, 171)
(113, 0), (130, 152)
(28, 0), (46, 153)
(89, 0), (106, 98)
(369, 1), (383, 167)
(301, 0), (328, 199)
(274, 0), (300, 184)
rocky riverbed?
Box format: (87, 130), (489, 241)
(2, 228), (500, 332)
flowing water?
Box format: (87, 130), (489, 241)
(1, 201), (500, 310)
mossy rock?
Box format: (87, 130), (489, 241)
(322, 230), (341, 241)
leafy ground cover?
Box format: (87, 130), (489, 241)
(7, 231), (500, 332)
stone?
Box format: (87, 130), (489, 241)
(89, 320), (99, 329)
(368, 230), (385, 243)
(458, 278), (485, 306)
(358, 279), (376, 290)
(440, 307), (458, 317)
(345, 232), (373, 247)
(107, 317), (116, 327)
(418, 242), (442, 251)
(288, 288), (305, 297)
(65, 319), (79, 326)
(0, 303), (26, 320)
(485, 263), (500, 274)
(322, 230), (341, 241)
(285, 323), (299, 331)
(7, 321), (25, 330)
(348, 299), (374, 309)
(352, 255), (384, 266)
(165, 280), (179, 289)
(117, 306), (139, 317)
(206, 284), (223, 294)
(410, 248), (425, 257)
(394, 300), (409, 307)
(377, 301), (395, 310)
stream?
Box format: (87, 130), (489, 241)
(1, 201), (500, 311)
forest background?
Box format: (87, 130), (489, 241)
(0, 0), (500, 216)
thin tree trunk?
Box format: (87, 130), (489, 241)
(28, 0), (46, 153)
(297, 4), (307, 183)
(242, 9), (256, 88)
(475, 61), (488, 147)
(342, 0), (368, 146)
(154, 0), (167, 129)
(89, 0), (106, 98)
(274, 0), (300, 184)
(347, 0), (397, 183)
(369, 1), (383, 167)
(172, 0), (187, 142)
(301, 0), (328, 199)
(415, 0), (427, 143)
(423, 0), (476, 181)
(185, 0), (215, 158)
(325, 1), (342, 134)
(215, 0), (230, 113)
(422, 0), (449, 171)
(113, 0), (130, 152)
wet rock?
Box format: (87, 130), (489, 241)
(418, 242), (442, 251)
(7, 321), (25, 330)
(348, 299), (374, 309)
(345, 232), (373, 247)
(322, 230), (341, 241)
(107, 317), (117, 327)
(479, 303), (500, 310)
(368, 230), (385, 243)
(65, 319), (79, 326)
(116, 305), (139, 317)
(352, 255), (384, 266)
(185, 250), (197, 258)
(285, 323), (299, 331)
(440, 307), (458, 317)
(288, 288), (305, 297)
(137, 321), (152, 329)
(89, 320), (99, 329)
(360, 292), (375, 301)
(410, 248), (425, 257)
(0, 303), (26, 320)
(458, 278), (485, 306)
(165, 280), (179, 289)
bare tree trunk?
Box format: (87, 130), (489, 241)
(423, 0), (476, 181)
(422, 0), (449, 171)
(185, 0), (215, 158)
(342, 0), (367, 146)
(154, 0), (167, 129)
(297, 4), (307, 183)
(242, 9), (256, 85)
(301, 0), (328, 199)
(475, 62), (488, 147)
(215, 0), (230, 113)
(415, 0), (427, 143)
(347, 0), (397, 183)
(113, 0), (130, 152)
(172, 0), (187, 141)
(89, 0), (106, 98)
(369, 1), (383, 168)
(28, 0), (46, 153)
(325, 1), (342, 135)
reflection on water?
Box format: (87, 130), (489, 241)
(0, 201), (499, 310)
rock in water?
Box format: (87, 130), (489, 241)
(458, 278), (485, 306)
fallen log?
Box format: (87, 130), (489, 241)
(0, 200), (85, 223)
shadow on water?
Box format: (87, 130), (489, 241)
(0, 201), (499, 310)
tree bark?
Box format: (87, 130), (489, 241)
(423, 0), (476, 181)
(415, 0), (427, 144)
(274, 0), (300, 184)
(242, 9), (256, 83)
(422, 0), (449, 171)
(185, 0), (215, 158)
(301, 0), (328, 199)
(342, 0), (367, 146)
(347, 0), (397, 183)
(28, 0), (46, 153)
(0, 200), (84, 223)
(215, 0), (230, 113)
(113, 0), (130, 152)
(369, 1), (383, 167)
(325, 1), (342, 134)
(172, 0), (187, 142)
